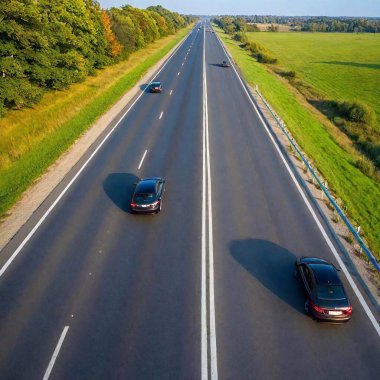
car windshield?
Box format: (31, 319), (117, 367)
(317, 284), (346, 300)
(152, 82), (160, 86)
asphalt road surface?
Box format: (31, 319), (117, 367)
(0, 21), (379, 380)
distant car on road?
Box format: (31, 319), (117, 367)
(150, 81), (162, 93)
(221, 60), (231, 67)
(130, 177), (165, 214)
(295, 257), (352, 322)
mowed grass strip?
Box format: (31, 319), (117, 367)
(0, 26), (191, 217)
(216, 28), (380, 257)
(244, 32), (380, 124)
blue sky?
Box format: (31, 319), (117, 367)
(97, 1), (380, 17)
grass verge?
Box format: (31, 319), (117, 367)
(216, 27), (380, 257)
(0, 26), (191, 217)
(242, 31), (380, 171)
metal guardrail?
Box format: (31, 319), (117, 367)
(254, 87), (380, 273)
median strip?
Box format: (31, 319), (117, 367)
(202, 23), (218, 380)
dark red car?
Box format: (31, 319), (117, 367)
(295, 257), (352, 322)
(130, 177), (165, 214)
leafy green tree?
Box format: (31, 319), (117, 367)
(0, 1), (189, 116)
(0, 0), (45, 112)
(108, 7), (145, 56)
(149, 11), (170, 37)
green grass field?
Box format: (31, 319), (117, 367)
(0, 26), (191, 217)
(244, 32), (380, 124)
(216, 27), (380, 257)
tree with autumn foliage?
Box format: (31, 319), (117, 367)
(101, 10), (122, 58)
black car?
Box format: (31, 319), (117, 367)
(150, 81), (162, 93)
(221, 60), (231, 67)
(295, 257), (352, 322)
(130, 177), (165, 214)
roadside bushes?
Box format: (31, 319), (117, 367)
(279, 70), (296, 79)
(246, 24), (260, 32)
(337, 101), (375, 125)
(257, 52), (278, 64)
(244, 41), (278, 64)
(233, 32), (248, 43)
(329, 100), (380, 168)
(356, 157), (376, 177)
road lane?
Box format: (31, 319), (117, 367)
(0, 25), (204, 379)
(205, 22), (380, 379)
(0, 20), (379, 380)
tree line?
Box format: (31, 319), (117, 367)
(0, 1), (194, 116)
(214, 15), (380, 33)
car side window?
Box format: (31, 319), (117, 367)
(301, 265), (313, 290)
(304, 267), (313, 290)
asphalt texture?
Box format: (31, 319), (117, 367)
(0, 21), (379, 379)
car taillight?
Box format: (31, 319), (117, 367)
(310, 300), (325, 314)
(130, 202), (137, 207)
(342, 306), (352, 315)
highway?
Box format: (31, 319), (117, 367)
(0, 20), (379, 379)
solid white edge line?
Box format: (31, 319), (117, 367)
(0, 30), (192, 279)
(201, 25), (208, 380)
(138, 150), (148, 170)
(159, 111), (163, 120)
(215, 32), (380, 337)
(42, 326), (69, 380)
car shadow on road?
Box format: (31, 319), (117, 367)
(209, 63), (224, 67)
(140, 83), (152, 92)
(230, 238), (305, 314)
(103, 173), (139, 213)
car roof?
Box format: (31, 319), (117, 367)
(309, 263), (342, 286)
